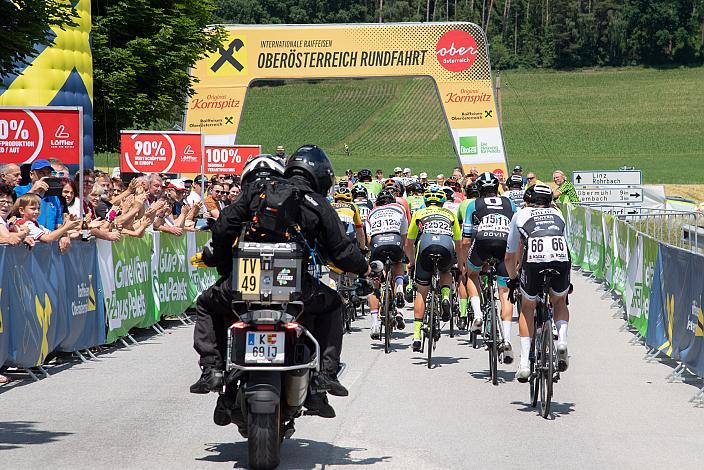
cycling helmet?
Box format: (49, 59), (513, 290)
(465, 182), (480, 199)
(351, 184), (369, 200)
(423, 184), (446, 206)
(376, 189), (396, 207)
(357, 168), (372, 182)
(406, 182), (423, 196)
(475, 171), (500, 196)
(338, 177), (349, 188)
(241, 154), (285, 184)
(507, 174), (524, 189)
(285, 145), (335, 195)
(526, 183), (553, 206)
(334, 186), (353, 203)
(442, 186), (454, 201)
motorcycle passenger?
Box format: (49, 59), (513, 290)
(460, 172), (517, 363)
(191, 146), (370, 420)
(404, 185), (462, 353)
(505, 184), (572, 382)
(365, 189), (409, 339)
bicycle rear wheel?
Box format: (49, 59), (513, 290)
(489, 294), (499, 386)
(529, 328), (539, 408)
(540, 319), (555, 418)
(383, 271), (392, 354)
(427, 292), (435, 369)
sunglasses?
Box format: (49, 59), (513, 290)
(213, 190), (224, 194)
(528, 176), (536, 180)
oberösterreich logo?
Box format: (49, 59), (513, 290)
(436, 30), (479, 72)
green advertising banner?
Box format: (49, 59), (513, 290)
(603, 213), (615, 287)
(636, 234), (659, 337)
(156, 233), (192, 317)
(612, 219), (629, 296)
(188, 232), (218, 302)
(98, 235), (155, 343)
(568, 205), (586, 268)
(585, 209), (605, 278)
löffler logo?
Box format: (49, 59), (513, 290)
(435, 30), (479, 72)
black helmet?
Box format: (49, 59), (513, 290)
(507, 174), (524, 189)
(442, 186), (454, 201)
(357, 168), (372, 182)
(406, 182), (423, 195)
(241, 154), (285, 184)
(351, 184), (368, 200)
(376, 189), (396, 207)
(526, 183), (553, 206)
(465, 182), (480, 199)
(475, 171), (499, 196)
(284, 145), (335, 195)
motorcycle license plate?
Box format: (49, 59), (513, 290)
(245, 332), (285, 364)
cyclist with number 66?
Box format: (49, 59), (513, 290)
(505, 184), (571, 382)
(405, 185), (463, 352)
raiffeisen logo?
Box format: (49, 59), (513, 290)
(435, 30), (479, 72)
(459, 136), (477, 155)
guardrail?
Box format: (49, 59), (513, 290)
(0, 231), (217, 380)
(562, 203), (704, 406)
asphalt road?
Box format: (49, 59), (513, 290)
(2, 270), (703, 469)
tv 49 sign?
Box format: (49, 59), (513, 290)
(0, 107), (82, 164)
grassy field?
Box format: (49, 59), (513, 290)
(98, 67), (704, 189)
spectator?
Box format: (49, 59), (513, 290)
(62, 180), (82, 218)
(436, 173), (445, 185)
(466, 167), (479, 183)
(452, 167), (463, 180)
(0, 163), (22, 187)
(47, 158), (69, 178)
(393, 167), (403, 178)
(111, 178), (124, 199)
(0, 183), (28, 245)
(526, 172), (543, 188)
(374, 169), (383, 181)
(186, 175), (205, 208)
(227, 183), (241, 204)
(11, 193), (80, 252)
(146, 173), (163, 204)
(403, 167), (412, 179)
(419, 172), (429, 186)
(165, 179), (188, 216)
(275, 145), (286, 159)
(204, 183), (225, 220)
(553, 170), (580, 203)
(14, 160), (63, 231)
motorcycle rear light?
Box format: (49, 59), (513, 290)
(257, 324), (275, 330)
(285, 322), (300, 330)
(231, 321), (247, 329)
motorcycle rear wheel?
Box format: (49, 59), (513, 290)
(247, 407), (281, 470)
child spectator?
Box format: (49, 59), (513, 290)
(11, 194), (80, 251)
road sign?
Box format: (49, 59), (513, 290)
(120, 131), (203, 174)
(573, 170), (642, 186)
(576, 187), (643, 204)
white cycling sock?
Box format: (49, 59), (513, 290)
(520, 336), (531, 368)
(502, 320), (512, 341)
(470, 297), (481, 318)
(395, 276), (404, 289)
(556, 320), (568, 344)
(370, 311), (379, 328)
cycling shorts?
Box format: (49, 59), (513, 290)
(520, 260), (571, 301)
(414, 233), (456, 286)
(370, 233), (404, 264)
(467, 238), (509, 287)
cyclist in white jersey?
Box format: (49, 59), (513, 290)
(505, 174), (526, 209)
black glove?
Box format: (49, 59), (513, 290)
(201, 240), (217, 267)
(507, 277), (519, 304)
(356, 277), (374, 297)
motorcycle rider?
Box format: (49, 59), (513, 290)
(191, 146), (370, 419)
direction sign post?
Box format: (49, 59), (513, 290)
(575, 187), (643, 205)
(573, 170), (642, 186)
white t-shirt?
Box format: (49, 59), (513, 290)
(365, 203), (408, 237)
(67, 199), (82, 218)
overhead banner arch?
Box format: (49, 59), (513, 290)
(185, 22), (508, 177)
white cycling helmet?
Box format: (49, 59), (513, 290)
(241, 154), (285, 183)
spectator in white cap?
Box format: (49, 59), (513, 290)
(393, 167), (402, 177)
(436, 173), (445, 186)
(165, 179), (188, 216)
(403, 167), (411, 177)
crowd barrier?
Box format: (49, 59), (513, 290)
(562, 203), (704, 404)
(0, 232), (217, 371)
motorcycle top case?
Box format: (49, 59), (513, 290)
(232, 240), (305, 302)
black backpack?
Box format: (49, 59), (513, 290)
(248, 178), (305, 242)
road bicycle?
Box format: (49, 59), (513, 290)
(420, 254), (443, 369)
(479, 258), (507, 386)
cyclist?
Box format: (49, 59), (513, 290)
(505, 184), (571, 382)
(442, 177), (464, 214)
(351, 184), (373, 226)
(505, 174), (526, 209)
(332, 186), (366, 250)
(405, 182), (426, 214)
(405, 185), (462, 352)
(384, 178), (411, 222)
(461, 172), (516, 363)
(365, 189), (408, 339)
(355, 168), (382, 203)
(455, 182), (478, 330)
(337, 177), (350, 189)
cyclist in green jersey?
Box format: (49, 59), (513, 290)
(455, 182), (478, 329)
(405, 182), (426, 214)
(355, 168), (382, 202)
(404, 185), (463, 352)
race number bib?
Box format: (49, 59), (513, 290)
(526, 236), (569, 263)
(368, 208), (402, 236)
(358, 206), (370, 222)
(477, 213), (510, 234)
(421, 219), (453, 236)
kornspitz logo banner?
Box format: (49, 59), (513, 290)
(185, 23), (508, 177)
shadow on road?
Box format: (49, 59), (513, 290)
(0, 421), (73, 450)
(468, 368), (515, 384)
(510, 400), (576, 419)
(198, 439), (392, 468)
(411, 356), (469, 368)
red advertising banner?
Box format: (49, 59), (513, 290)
(120, 131), (203, 173)
(0, 107), (82, 164)
(204, 145), (261, 174)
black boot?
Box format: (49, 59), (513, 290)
(304, 392), (336, 418)
(213, 395), (231, 426)
(316, 373), (349, 397)
(190, 367), (224, 394)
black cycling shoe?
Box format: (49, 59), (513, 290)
(457, 316), (468, 331)
(190, 368), (224, 394)
(304, 392), (336, 418)
(412, 339), (422, 352)
(441, 298), (451, 322)
(213, 395), (231, 426)
(395, 291), (405, 309)
(395, 313), (406, 330)
(316, 373), (349, 397)
(404, 286), (414, 304)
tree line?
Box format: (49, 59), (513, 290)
(2, 1), (702, 153)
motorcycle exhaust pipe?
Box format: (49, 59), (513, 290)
(284, 369), (309, 407)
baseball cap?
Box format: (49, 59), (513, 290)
(167, 179), (186, 190)
(513, 165), (523, 172)
(419, 172), (428, 179)
(394, 167), (402, 172)
(30, 160), (52, 171)
(111, 167), (121, 179)
(193, 175), (206, 184)
(276, 145), (285, 152)
(403, 167), (411, 173)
